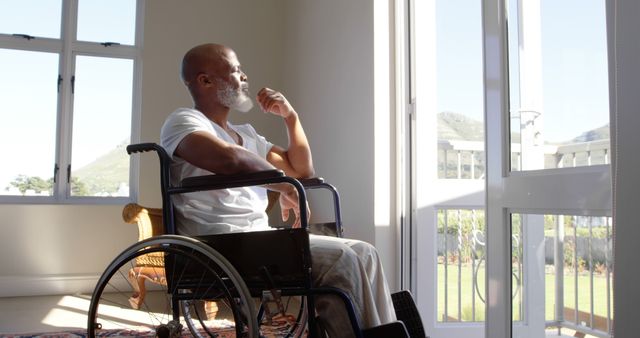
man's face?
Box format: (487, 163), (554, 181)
(215, 52), (253, 112)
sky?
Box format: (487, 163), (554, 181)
(0, 0), (136, 189)
(435, 0), (610, 143)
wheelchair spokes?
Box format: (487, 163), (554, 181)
(87, 236), (259, 338)
(258, 296), (308, 338)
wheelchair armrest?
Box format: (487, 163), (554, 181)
(180, 170), (286, 191)
(297, 177), (344, 237)
(298, 177), (325, 187)
(177, 170), (310, 230)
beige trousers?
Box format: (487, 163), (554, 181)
(309, 235), (396, 338)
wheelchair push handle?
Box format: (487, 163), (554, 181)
(126, 142), (167, 155)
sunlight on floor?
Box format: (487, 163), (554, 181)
(0, 294), (93, 333)
(42, 295), (91, 329)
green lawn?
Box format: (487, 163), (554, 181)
(436, 263), (613, 322)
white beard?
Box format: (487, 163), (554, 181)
(217, 81), (254, 113)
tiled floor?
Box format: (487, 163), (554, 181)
(0, 293), (92, 334)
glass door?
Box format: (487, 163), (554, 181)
(410, 1), (612, 337)
(483, 0), (612, 337)
(412, 1), (486, 337)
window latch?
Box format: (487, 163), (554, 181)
(57, 75), (63, 93)
(12, 33), (35, 40)
(67, 165), (71, 183)
(100, 42), (120, 47)
(71, 75), (75, 94)
(53, 164), (59, 183)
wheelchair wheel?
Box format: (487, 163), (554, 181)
(87, 235), (259, 338)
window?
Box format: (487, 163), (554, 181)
(0, 0), (142, 202)
(507, 0), (610, 172)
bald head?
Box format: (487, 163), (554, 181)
(181, 43), (234, 85)
(180, 43), (252, 112)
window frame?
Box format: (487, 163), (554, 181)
(0, 0), (144, 204)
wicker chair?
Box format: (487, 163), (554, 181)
(122, 203), (166, 309)
(122, 203), (219, 318)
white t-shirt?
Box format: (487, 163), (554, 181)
(160, 108), (274, 235)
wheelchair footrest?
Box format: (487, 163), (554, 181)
(362, 321), (409, 338)
(392, 290), (427, 338)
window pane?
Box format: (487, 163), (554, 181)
(437, 209), (486, 322)
(0, 0), (62, 39)
(76, 0), (136, 45)
(436, 0), (485, 179)
(71, 56), (133, 197)
(508, 0), (610, 171)
(0, 49), (58, 196)
(511, 214), (613, 338)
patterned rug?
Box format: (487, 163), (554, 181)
(1, 328), (299, 338)
(0, 315), (303, 337)
(0, 329), (235, 337)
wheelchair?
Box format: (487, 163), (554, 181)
(87, 143), (425, 338)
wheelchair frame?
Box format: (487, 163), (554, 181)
(88, 142), (412, 338)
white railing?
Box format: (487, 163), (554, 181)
(438, 139), (610, 178)
(437, 139), (612, 338)
(547, 216), (613, 338)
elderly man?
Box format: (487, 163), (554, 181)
(160, 43), (396, 337)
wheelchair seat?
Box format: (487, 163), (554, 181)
(195, 229), (310, 292)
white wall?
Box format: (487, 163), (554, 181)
(0, 0), (401, 298)
(281, 0), (376, 244)
(279, 0), (399, 289)
(0, 204), (134, 297)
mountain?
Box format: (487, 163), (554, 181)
(438, 111), (609, 145)
(73, 142), (130, 195)
(438, 111), (484, 141)
(569, 124), (609, 143)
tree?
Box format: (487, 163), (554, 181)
(70, 177), (90, 196)
(7, 175), (52, 195)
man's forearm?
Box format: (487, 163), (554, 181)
(191, 143), (276, 175)
(227, 145), (278, 173)
(284, 112), (315, 177)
